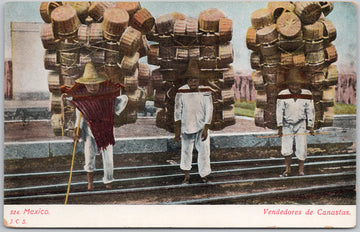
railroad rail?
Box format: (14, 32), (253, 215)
(4, 153), (356, 204)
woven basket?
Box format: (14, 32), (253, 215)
(88, 2), (114, 21)
(102, 7), (129, 41)
(278, 31), (304, 52)
(267, 1), (295, 19)
(115, 1), (141, 18)
(304, 39), (324, 52)
(119, 26), (141, 56)
(48, 72), (62, 93)
(321, 18), (337, 44)
(77, 24), (88, 43)
(154, 90), (166, 108)
(218, 18), (233, 43)
(44, 50), (59, 70)
(276, 12), (301, 38)
(320, 2), (334, 16)
(257, 24), (278, 44)
(104, 41), (120, 65)
(220, 66), (235, 88)
(218, 43), (234, 64)
(246, 27), (258, 51)
(138, 35), (149, 58)
(151, 68), (164, 90)
(124, 68), (139, 91)
(40, 2), (62, 23)
(251, 8), (273, 29)
(138, 63), (150, 86)
(131, 8), (154, 33)
(306, 50), (325, 64)
(51, 5), (80, 39)
(64, 1), (90, 23)
(259, 43), (278, 57)
(262, 53), (280, 65)
(147, 44), (160, 65)
(303, 21), (324, 41)
(324, 43), (337, 64)
(220, 88), (235, 106)
(120, 52), (140, 73)
(189, 47), (200, 59)
(185, 17), (198, 37)
(89, 23), (103, 43)
(60, 64), (81, 77)
(51, 114), (63, 136)
(321, 86), (335, 107)
(250, 52), (261, 70)
(57, 41), (80, 66)
(50, 92), (62, 113)
(325, 65), (338, 86)
(200, 32), (219, 45)
(173, 19), (186, 36)
(155, 13), (175, 35)
(175, 48), (189, 61)
(321, 106), (333, 127)
(41, 23), (57, 49)
(252, 71), (264, 91)
(263, 73), (277, 85)
(294, 2), (322, 25)
(198, 8), (225, 32)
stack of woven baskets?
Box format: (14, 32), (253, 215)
(40, 1), (155, 136)
(247, 1), (337, 129)
(146, 8), (235, 132)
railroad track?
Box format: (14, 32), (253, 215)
(4, 153), (356, 204)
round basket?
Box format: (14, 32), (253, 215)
(311, 72), (325, 87)
(120, 52), (140, 73)
(325, 65), (338, 86)
(246, 27), (258, 51)
(293, 52), (306, 67)
(259, 43), (278, 57)
(50, 92), (62, 113)
(62, 74), (79, 87)
(305, 61), (326, 73)
(220, 66), (235, 88)
(262, 53), (281, 65)
(321, 18), (337, 44)
(57, 41), (80, 66)
(51, 113), (63, 136)
(119, 26), (141, 56)
(175, 48), (189, 61)
(103, 64), (124, 83)
(189, 47), (200, 59)
(115, 1), (141, 18)
(276, 12), (301, 38)
(60, 64), (81, 77)
(44, 50), (59, 70)
(186, 17), (198, 37)
(148, 44), (160, 65)
(252, 71), (264, 91)
(198, 8), (225, 32)
(151, 68), (164, 90)
(64, 1), (90, 23)
(267, 2), (295, 19)
(303, 21), (324, 41)
(294, 2), (322, 25)
(104, 41), (120, 65)
(220, 88), (235, 106)
(155, 14), (175, 35)
(102, 7), (129, 41)
(305, 39), (324, 52)
(261, 64), (279, 75)
(325, 44), (338, 64)
(222, 106), (236, 126)
(154, 90), (166, 108)
(173, 19), (187, 36)
(51, 5), (80, 39)
(77, 24), (88, 43)
(305, 50), (325, 64)
(219, 43), (234, 63)
(200, 32), (219, 45)
(250, 52), (261, 70)
(263, 73), (277, 84)
(257, 24), (278, 44)
(280, 52), (293, 66)
(218, 18), (233, 43)
(130, 8), (154, 34)
(40, 2), (62, 23)
(138, 63), (150, 86)
(124, 68), (139, 91)
(254, 107), (265, 127)
(48, 72), (62, 93)
(321, 86), (335, 107)
(90, 49), (105, 64)
(278, 31), (304, 52)
(200, 46), (217, 58)
(41, 23), (57, 49)
(251, 8), (273, 29)
(89, 23), (104, 43)
(88, 2), (114, 22)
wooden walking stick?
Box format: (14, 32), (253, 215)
(65, 111), (82, 205)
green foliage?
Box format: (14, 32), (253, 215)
(233, 100), (356, 117)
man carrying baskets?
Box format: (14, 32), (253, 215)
(174, 60), (213, 184)
(63, 63), (128, 190)
(276, 68), (315, 177)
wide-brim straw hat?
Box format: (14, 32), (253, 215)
(76, 62), (107, 84)
(284, 68), (308, 84)
(183, 59), (201, 79)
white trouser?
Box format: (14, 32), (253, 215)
(83, 133), (114, 184)
(180, 130), (211, 177)
(281, 120), (307, 161)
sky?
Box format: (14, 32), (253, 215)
(2, 1), (358, 74)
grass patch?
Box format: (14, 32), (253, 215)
(234, 100), (356, 117)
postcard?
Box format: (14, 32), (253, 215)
(2, 0), (357, 229)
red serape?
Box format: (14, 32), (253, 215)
(61, 80), (124, 151)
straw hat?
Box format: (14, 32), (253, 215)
(76, 63), (107, 84)
(285, 68), (308, 84)
(183, 59), (201, 79)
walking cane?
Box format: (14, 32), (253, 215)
(65, 111), (82, 205)
(257, 132), (331, 138)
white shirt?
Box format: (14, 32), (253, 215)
(276, 89), (315, 127)
(174, 84), (213, 134)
